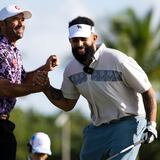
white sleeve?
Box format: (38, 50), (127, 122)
(121, 57), (151, 93)
(61, 68), (80, 100)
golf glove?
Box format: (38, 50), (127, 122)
(142, 121), (157, 144)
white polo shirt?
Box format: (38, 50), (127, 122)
(61, 44), (151, 126)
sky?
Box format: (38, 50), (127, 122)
(1, 0), (160, 118)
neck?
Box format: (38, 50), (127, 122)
(2, 34), (17, 46)
(6, 36), (17, 46)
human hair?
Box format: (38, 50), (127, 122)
(68, 16), (94, 28)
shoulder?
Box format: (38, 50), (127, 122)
(105, 47), (128, 58)
(100, 45), (130, 64)
(0, 47), (10, 61)
(0, 44), (7, 58)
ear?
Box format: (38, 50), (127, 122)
(92, 34), (98, 42)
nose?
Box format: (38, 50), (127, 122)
(17, 18), (25, 26)
(76, 39), (84, 47)
(19, 20), (23, 26)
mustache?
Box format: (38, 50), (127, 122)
(14, 25), (25, 30)
(76, 46), (85, 50)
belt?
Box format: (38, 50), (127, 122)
(0, 114), (10, 120)
(103, 115), (135, 125)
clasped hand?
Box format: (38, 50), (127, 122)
(44, 55), (59, 71)
(31, 55), (59, 91)
(33, 71), (49, 87)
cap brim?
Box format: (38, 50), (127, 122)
(22, 11), (32, 19)
(32, 147), (52, 155)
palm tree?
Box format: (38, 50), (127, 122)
(101, 8), (160, 82)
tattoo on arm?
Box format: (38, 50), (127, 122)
(49, 86), (64, 100)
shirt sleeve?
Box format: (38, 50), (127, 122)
(21, 65), (27, 82)
(0, 52), (10, 79)
(121, 57), (151, 93)
(17, 51), (26, 82)
(61, 68), (80, 100)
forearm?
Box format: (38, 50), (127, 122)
(142, 87), (157, 122)
(43, 85), (77, 111)
(0, 79), (42, 97)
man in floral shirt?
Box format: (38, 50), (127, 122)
(0, 4), (57, 160)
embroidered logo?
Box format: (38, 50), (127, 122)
(77, 25), (82, 29)
(12, 58), (17, 65)
(15, 5), (21, 10)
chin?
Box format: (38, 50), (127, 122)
(14, 30), (24, 38)
(17, 34), (24, 39)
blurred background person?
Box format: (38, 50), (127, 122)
(27, 132), (52, 160)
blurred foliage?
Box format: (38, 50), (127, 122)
(10, 107), (89, 160)
(101, 8), (160, 83)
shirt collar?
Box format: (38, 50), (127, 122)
(0, 35), (18, 51)
(0, 35), (10, 44)
(91, 43), (105, 63)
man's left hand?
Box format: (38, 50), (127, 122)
(142, 122), (157, 144)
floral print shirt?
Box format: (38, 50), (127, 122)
(0, 36), (26, 114)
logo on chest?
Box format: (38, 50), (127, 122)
(12, 58), (17, 65)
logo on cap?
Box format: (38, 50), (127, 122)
(77, 25), (82, 29)
(15, 5), (21, 10)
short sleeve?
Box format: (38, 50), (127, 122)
(61, 68), (80, 100)
(21, 65), (26, 82)
(121, 57), (151, 93)
(0, 52), (10, 79)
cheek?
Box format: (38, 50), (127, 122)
(7, 23), (16, 30)
(85, 39), (94, 47)
(70, 43), (75, 48)
(11, 21), (21, 29)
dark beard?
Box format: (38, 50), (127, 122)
(72, 44), (95, 65)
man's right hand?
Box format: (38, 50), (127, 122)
(32, 71), (49, 87)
